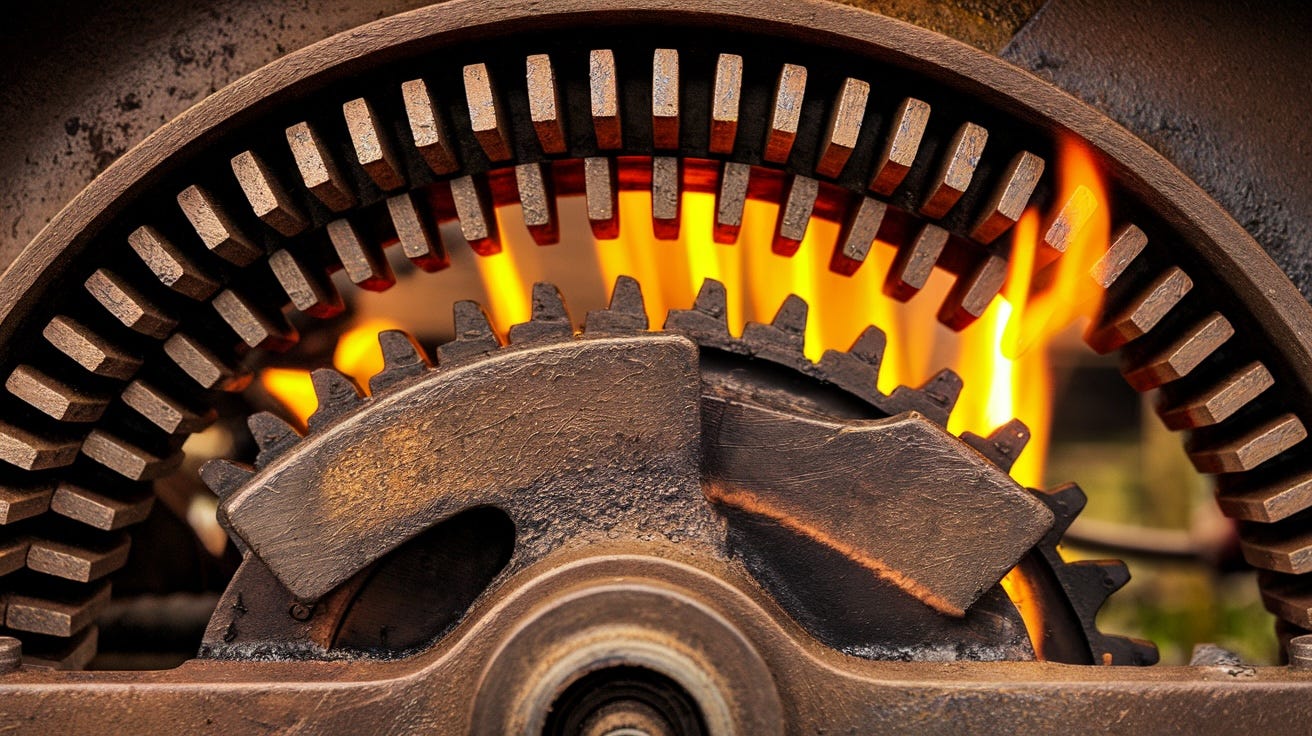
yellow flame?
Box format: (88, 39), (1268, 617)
(260, 368), (316, 425)
(262, 317), (404, 424)
(591, 188), (930, 394)
(333, 317), (404, 381)
(947, 209), (1052, 488)
(475, 209), (533, 334)
(267, 148), (1110, 465)
(1007, 138), (1112, 359)
(260, 143), (1114, 659)
(951, 138), (1111, 657)
(1000, 567), (1045, 659)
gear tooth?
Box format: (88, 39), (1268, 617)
(920, 369), (964, 420)
(1025, 478), (1151, 664)
(961, 417), (1030, 472)
(1030, 485), (1158, 665)
(769, 294), (809, 337)
(1098, 559), (1132, 593)
(247, 412), (301, 467)
(920, 369), (963, 407)
(453, 300), (499, 342)
(1106, 636), (1160, 666)
(585, 275), (649, 335)
(692, 278), (729, 319)
(849, 326), (888, 369)
(438, 300), (501, 364)
(996, 417), (1031, 443)
(531, 281), (569, 321)
(1064, 560), (1131, 620)
(199, 458), (255, 500)
(377, 329), (430, 369)
(307, 368), (363, 432)
(813, 324), (961, 421)
(664, 279), (733, 347)
(815, 326), (889, 407)
(741, 293), (808, 360)
(880, 368), (961, 424)
(508, 282), (574, 344)
(609, 276), (646, 316)
(815, 348), (881, 408)
(370, 329), (431, 394)
(1033, 481), (1088, 538)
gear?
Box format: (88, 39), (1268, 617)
(0, 5), (1303, 666)
(201, 277), (1155, 665)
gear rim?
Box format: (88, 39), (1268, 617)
(0, 0), (1304, 665)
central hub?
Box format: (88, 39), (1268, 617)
(468, 555), (784, 736)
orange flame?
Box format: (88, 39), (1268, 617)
(947, 208), (1052, 488)
(595, 190), (931, 395)
(476, 209), (533, 333)
(1000, 566), (1046, 657)
(951, 137), (1110, 490)
(1008, 137), (1113, 363)
(262, 317), (404, 424)
(967, 137), (1111, 658)
(260, 367), (317, 425)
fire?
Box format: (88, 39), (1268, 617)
(958, 137), (1111, 658)
(260, 367), (317, 426)
(475, 209), (533, 333)
(949, 138), (1111, 490)
(594, 187), (930, 395)
(999, 566), (1046, 657)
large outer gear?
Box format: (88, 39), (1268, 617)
(0, 0), (1308, 668)
(201, 277), (1155, 665)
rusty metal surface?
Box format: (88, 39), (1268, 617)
(194, 279), (1132, 666)
(836, 0), (1044, 51)
(0, 0), (1280, 662)
(2, 0), (1301, 356)
(703, 399), (1051, 616)
(0, 555), (1308, 734)
(0, 4), (1302, 726)
(223, 334), (711, 601)
(0, 0), (1044, 270)
(5, 0), (1301, 390)
(0, 0), (443, 265)
(1003, 0), (1312, 301)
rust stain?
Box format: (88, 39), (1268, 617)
(705, 483), (965, 616)
(315, 420), (433, 521)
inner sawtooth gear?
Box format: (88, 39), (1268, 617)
(200, 277), (1156, 666)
